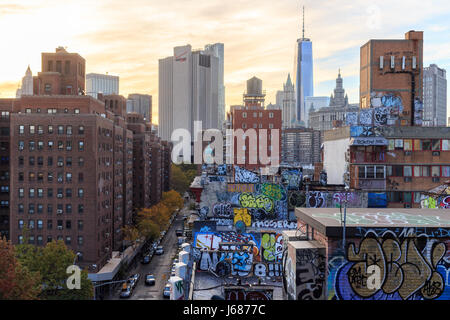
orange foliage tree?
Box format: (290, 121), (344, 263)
(161, 190), (184, 213)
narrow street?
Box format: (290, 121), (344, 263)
(110, 206), (187, 300)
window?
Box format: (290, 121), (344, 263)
(47, 188), (53, 198)
(253, 112), (257, 118)
(19, 188), (24, 198)
(394, 139), (403, 150)
(66, 173), (72, 182)
(57, 220), (63, 230)
(57, 188), (63, 198)
(47, 220), (53, 229)
(28, 204), (35, 215)
(269, 112), (274, 118)
(66, 204), (72, 214)
(19, 172), (24, 182)
(18, 141), (24, 151)
(48, 125), (53, 134)
(48, 141), (54, 149)
(57, 172), (63, 183)
(25, 108), (32, 114)
(38, 125), (43, 134)
(391, 165), (403, 177)
(37, 188), (43, 198)
(422, 140), (432, 150)
(58, 125), (64, 134)
(47, 204), (53, 214)
(423, 166), (430, 177)
(78, 172), (84, 182)
(67, 126), (72, 135)
(48, 157), (53, 166)
(29, 125), (35, 134)
(38, 141), (44, 150)
(18, 236), (24, 244)
(75, 109), (80, 114)
(78, 157), (84, 167)
(242, 123), (247, 129)
(443, 140), (450, 151)
(66, 237), (71, 245)
(66, 188), (72, 198)
(414, 139), (422, 151)
(18, 204), (24, 214)
(78, 126), (84, 134)
(414, 166), (421, 177)
(28, 220), (35, 229)
(432, 139), (441, 151)
(58, 141), (64, 150)
(404, 139), (412, 151)
(78, 220), (83, 230)
(404, 166), (412, 177)
(37, 204), (43, 214)
(66, 157), (72, 167)
(66, 141), (72, 151)
(78, 141), (84, 151)
(78, 236), (83, 245)
(78, 188), (84, 198)
(29, 141), (35, 151)
(442, 166), (450, 177)
(242, 112), (247, 118)
(19, 125), (24, 134)
(404, 192), (412, 203)
(66, 220), (71, 230)
(37, 236), (43, 245)
(29, 188), (35, 198)
(432, 166), (440, 177)
(47, 236), (52, 243)
(18, 220), (24, 229)
(37, 220), (43, 229)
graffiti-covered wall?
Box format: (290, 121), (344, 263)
(327, 228), (450, 300)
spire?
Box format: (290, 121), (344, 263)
(286, 73), (292, 87)
(302, 5), (305, 39)
(338, 68), (341, 78)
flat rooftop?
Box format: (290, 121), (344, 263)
(295, 208), (450, 238)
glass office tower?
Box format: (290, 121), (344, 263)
(294, 38), (313, 125)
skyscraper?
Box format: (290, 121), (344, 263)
(16, 65), (33, 98)
(277, 74), (297, 128)
(158, 44), (220, 141)
(204, 43), (225, 129)
(86, 73), (119, 99)
(293, 6), (313, 126)
(423, 64), (447, 127)
(126, 93), (152, 123)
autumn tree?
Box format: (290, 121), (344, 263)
(0, 237), (41, 300)
(16, 240), (94, 300)
(162, 190), (184, 213)
(122, 225), (141, 248)
(170, 164), (190, 194)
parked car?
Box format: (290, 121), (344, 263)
(141, 255), (151, 264)
(155, 246), (164, 255)
(120, 284), (133, 299)
(145, 274), (156, 286)
(175, 229), (183, 237)
(163, 284), (171, 298)
(173, 259), (179, 264)
(127, 274), (140, 288)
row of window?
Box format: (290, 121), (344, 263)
(387, 165), (450, 177)
(18, 188), (84, 198)
(19, 172), (83, 183)
(388, 139), (450, 151)
(18, 140), (84, 151)
(241, 112), (275, 119)
(241, 123), (275, 129)
(18, 203), (84, 214)
(19, 125), (84, 135)
(358, 165), (450, 178)
(387, 191), (422, 204)
(24, 108), (81, 114)
(18, 219), (83, 231)
(18, 235), (84, 247)
(19, 156), (84, 167)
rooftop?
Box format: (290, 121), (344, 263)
(295, 208), (450, 237)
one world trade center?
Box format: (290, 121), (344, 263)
(294, 6), (313, 126)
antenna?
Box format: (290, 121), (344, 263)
(302, 5), (305, 39)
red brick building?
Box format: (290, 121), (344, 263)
(230, 77), (282, 171)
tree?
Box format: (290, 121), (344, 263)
(137, 219), (159, 242)
(0, 237), (41, 300)
(16, 240), (93, 300)
(162, 190), (184, 213)
(122, 225), (140, 248)
(170, 164), (190, 194)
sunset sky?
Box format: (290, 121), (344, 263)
(1, 0), (450, 124)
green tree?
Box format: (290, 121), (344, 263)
(170, 164), (190, 194)
(0, 237), (41, 300)
(17, 240), (93, 300)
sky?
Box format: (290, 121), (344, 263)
(1, 0), (450, 124)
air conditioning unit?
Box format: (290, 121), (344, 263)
(57, 209), (63, 214)
(57, 226), (63, 230)
(57, 194), (63, 198)
(404, 177), (412, 182)
(404, 151), (412, 156)
(432, 177), (440, 182)
(432, 151), (440, 156)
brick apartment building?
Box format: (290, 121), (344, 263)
(230, 77), (282, 171)
(0, 48), (172, 272)
(360, 30), (423, 126)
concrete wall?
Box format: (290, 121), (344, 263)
(323, 137), (350, 185)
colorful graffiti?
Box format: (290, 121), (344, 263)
(281, 169), (302, 190)
(296, 248), (326, 300)
(346, 112), (358, 126)
(251, 219), (297, 230)
(334, 235), (448, 300)
(421, 195), (450, 209)
(288, 191), (306, 209)
(234, 166), (260, 183)
(307, 191), (326, 208)
(234, 208), (251, 227)
(258, 183), (287, 201)
(359, 109), (373, 126)
(312, 211), (450, 226)
(224, 289), (273, 300)
(227, 184), (254, 193)
(239, 193), (273, 212)
(212, 202), (233, 217)
(261, 233), (283, 262)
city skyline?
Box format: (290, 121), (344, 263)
(1, 0), (450, 124)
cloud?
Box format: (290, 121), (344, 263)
(1, 0), (450, 121)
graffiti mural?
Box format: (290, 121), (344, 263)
(288, 191), (306, 209)
(234, 166), (260, 183)
(239, 193), (274, 212)
(261, 233), (283, 262)
(224, 289), (273, 300)
(307, 191), (326, 208)
(374, 106), (388, 126)
(359, 109), (373, 126)
(346, 112), (358, 126)
(212, 202), (233, 217)
(312, 211), (450, 226)
(281, 169), (302, 190)
(258, 183), (287, 201)
(334, 234), (448, 300)
(414, 98), (423, 126)
(227, 184), (254, 193)
(251, 219), (297, 230)
(234, 208), (251, 227)
(421, 195), (450, 209)
(296, 248), (326, 300)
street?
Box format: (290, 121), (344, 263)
(112, 207), (187, 300)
